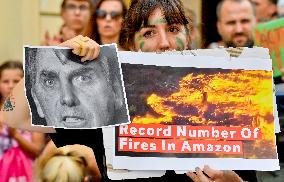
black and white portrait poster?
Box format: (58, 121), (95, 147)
(24, 44), (130, 129)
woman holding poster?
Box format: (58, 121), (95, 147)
(0, 0), (258, 181)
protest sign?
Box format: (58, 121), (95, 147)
(254, 18), (284, 77)
(111, 50), (279, 171)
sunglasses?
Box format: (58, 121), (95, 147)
(96, 9), (122, 19)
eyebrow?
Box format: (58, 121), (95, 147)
(39, 66), (98, 81)
(140, 24), (156, 29)
(69, 67), (96, 78)
(40, 70), (59, 78)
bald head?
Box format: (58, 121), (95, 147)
(217, 0), (255, 20)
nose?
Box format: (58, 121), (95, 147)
(60, 82), (80, 107)
(74, 8), (81, 15)
(8, 81), (15, 91)
(105, 14), (112, 21)
(235, 22), (244, 33)
(158, 30), (170, 52)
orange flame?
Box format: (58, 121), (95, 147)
(133, 70), (274, 142)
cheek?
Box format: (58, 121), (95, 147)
(141, 40), (157, 52)
(35, 86), (58, 104)
(78, 83), (112, 112)
(114, 19), (122, 31)
(84, 13), (91, 20)
(169, 33), (188, 50)
(0, 84), (5, 95)
(96, 19), (104, 31)
(222, 27), (233, 36)
(134, 34), (158, 52)
(0, 83), (9, 93)
(77, 81), (108, 99)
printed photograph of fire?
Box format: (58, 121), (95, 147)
(117, 63), (277, 159)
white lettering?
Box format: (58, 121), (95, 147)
(241, 128), (251, 139)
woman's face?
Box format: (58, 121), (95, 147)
(133, 8), (189, 52)
(96, 0), (123, 39)
(0, 69), (23, 98)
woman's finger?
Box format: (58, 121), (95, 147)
(186, 171), (199, 182)
(203, 165), (223, 179)
(71, 40), (82, 55)
(195, 167), (210, 182)
(58, 35), (100, 62)
(92, 40), (100, 61)
(81, 39), (95, 62)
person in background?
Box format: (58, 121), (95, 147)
(278, 0), (284, 16)
(42, 0), (93, 45)
(208, 0), (256, 48)
(184, 8), (201, 49)
(0, 61), (45, 182)
(251, 0), (278, 22)
(84, 0), (127, 45)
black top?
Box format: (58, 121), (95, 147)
(49, 129), (258, 182)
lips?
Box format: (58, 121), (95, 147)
(61, 116), (87, 128)
(103, 25), (113, 30)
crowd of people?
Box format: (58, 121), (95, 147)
(1, 0), (284, 181)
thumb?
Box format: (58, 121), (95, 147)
(203, 165), (223, 179)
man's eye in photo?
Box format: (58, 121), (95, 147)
(74, 75), (92, 83)
(44, 79), (55, 87)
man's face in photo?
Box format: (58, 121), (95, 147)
(32, 49), (115, 128)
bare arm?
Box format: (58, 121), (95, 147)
(9, 128), (46, 158)
(0, 79), (55, 133)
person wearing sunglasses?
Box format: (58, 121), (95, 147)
(84, 0), (127, 45)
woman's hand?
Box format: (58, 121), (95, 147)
(59, 35), (100, 62)
(186, 165), (244, 182)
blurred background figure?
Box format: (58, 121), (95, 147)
(59, 23), (77, 42)
(0, 61), (45, 182)
(208, 0), (256, 48)
(251, 0), (278, 23)
(278, 0), (284, 16)
(184, 8), (201, 49)
(35, 141), (101, 182)
(42, 0), (93, 45)
(84, 0), (127, 45)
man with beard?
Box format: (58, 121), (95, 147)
(208, 0), (256, 48)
